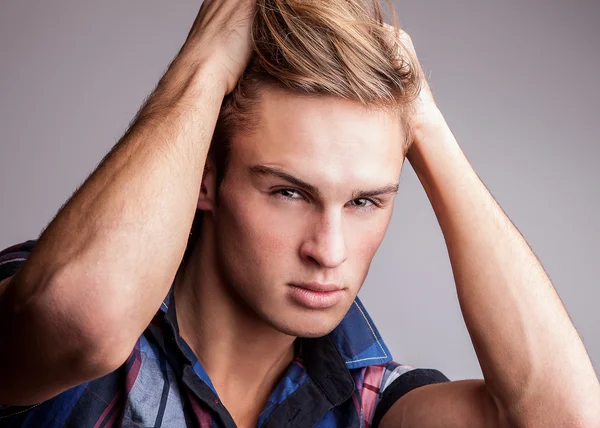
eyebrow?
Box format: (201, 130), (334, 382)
(248, 164), (399, 200)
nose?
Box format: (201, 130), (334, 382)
(299, 211), (347, 268)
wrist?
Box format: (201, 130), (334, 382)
(138, 58), (227, 124)
(166, 55), (228, 100)
(407, 109), (460, 176)
(410, 104), (447, 144)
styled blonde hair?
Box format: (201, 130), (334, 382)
(186, 0), (421, 259)
(213, 0), (421, 161)
(253, 0), (419, 101)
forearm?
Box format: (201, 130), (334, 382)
(0, 58), (224, 403)
(407, 111), (600, 426)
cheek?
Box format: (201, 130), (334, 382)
(222, 191), (300, 264)
(347, 215), (390, 265)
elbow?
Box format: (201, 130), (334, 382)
(0, 270), (136, 406)
(501, 402), (600, 428)
(47, 294), (137, 380)
(46, 264), (139, 361)
(489, 383), (600, 428)
(0, 340), (132, 407)
(0, 323), (135, 407)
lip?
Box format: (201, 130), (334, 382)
(288, 283), (345, 309)
(291, 282), (343, 292)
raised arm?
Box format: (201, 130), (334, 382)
(0, 0), (255, 406)
(381, 30), (600, 428)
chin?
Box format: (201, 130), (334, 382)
(265, 308), (344, 339)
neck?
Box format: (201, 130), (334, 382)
(173, 230), (297, 422)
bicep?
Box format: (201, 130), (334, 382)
(379, 380), (505, 428)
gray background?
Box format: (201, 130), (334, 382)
(0, 1), (598, 381)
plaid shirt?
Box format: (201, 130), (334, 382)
(0, 240), (448, 427)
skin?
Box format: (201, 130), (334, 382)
(174, 89), (405, 424)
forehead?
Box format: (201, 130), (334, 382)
(231, 89), (405, 186)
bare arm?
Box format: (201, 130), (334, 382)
(382, 30), (600, 428)
(0, 0), (255, 406)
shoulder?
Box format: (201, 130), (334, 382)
(355, 361), (450, 428)
(0, 239), (37, 280)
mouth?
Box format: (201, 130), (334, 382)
(287, 283), (345, 309)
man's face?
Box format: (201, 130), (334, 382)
(210, 89), (405, 338)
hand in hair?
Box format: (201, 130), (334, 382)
(179, 0), (257, 95)
(382, 23), (442, 141)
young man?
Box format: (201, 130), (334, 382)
(0, 0), (598, 427)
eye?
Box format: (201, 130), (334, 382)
(271, 188), (305, 200)
(349, 198), (379, 212)
(351, 198), (373, 207)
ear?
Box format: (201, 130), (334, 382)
(197, 161), (217, 212)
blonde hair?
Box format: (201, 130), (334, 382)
(186, 0), (421, 259)
(253, 0), (419, 105)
